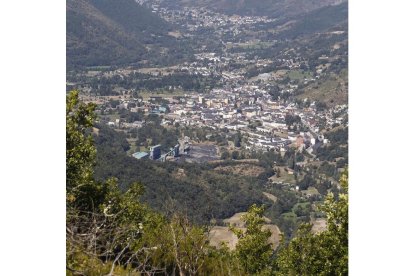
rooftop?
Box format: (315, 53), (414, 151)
(132, 152), (149, 159)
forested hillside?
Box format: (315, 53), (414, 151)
(93, 124), (267, 224)
(66, 0), (184, 68)
(276, 2), (348, 39)
(89, 0), (169, 36)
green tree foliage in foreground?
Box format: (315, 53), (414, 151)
(275, 171), (348, 275)
(66, 90), (348, 275)
(67, 91), (153, 274)
(66, 90), (97, 204)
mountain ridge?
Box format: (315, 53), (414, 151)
(66, 0), (174, 68)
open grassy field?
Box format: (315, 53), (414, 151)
(248, 69), (288, 82)
(126, 138), (138, 154)
(208, 227), (238, 250)
(287, 69), (313, 81)
(296, 69), (348, 106)
(139, 90), (187, 100)
(213, 163), (265, 177)
(269, 166), (296, 185)
(268, 20), (297, 34)
(223, 212), (248, 227)
(137, 65), (180, 76)
(301, 187), (320, 197)
(80, 94), (126, 105)
(209, 212), (281, 250)
(226, 40), (275, 50)
(85, 66), (112, 71)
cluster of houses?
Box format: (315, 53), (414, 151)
(97, 81), (344, 156)
(138, 1), (277, 31)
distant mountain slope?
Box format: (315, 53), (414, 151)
(66, 0), (172, 68)
(174, 0), (345, 17)
(276, 1), (348, 39)
(89, 0), (168, 37)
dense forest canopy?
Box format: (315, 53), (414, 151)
(66, 0), (190, 68)
(93, 122), (267, 224)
